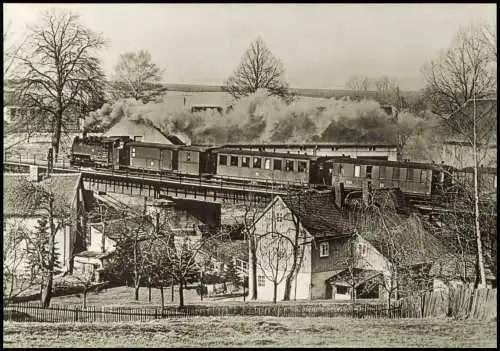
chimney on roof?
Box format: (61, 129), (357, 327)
(28, 165), (44, 182)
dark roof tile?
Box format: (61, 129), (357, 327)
(281, 191), (354, 239)
(4, 174), (82, 216)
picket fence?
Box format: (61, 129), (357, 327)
(4, 302), (401, 323)
(4, 286), (495, 323)
(392, 286), (496, 320)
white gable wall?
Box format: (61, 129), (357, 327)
(250, 196), (313, 301)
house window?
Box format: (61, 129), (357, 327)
(253, 157), (262, 168)
(230, 156), (239, 166)
(357, 243), (368, 257)
(276, 213), (283, 222)
(336, 285), (348, 295)
(131, 148), (136, 158)
(219, 155), (228, 166)
(186, 152), (191, 162)
(242, 156), (250, 167)
(273, 159), (282, 170)
(319, 242), (329, 257)
(258, 275), (266, 287)
(354, 165), (361, 177)
(392, 167), (400, 180)
(298, 161), (308, 173)
(240, 261), (248, 271)
(285, 160), (295, 172)
(3, 221), (7, 232)
(495, 176), (497, 189)
(264, 158), (271, 170)
(150, 161), (155, 167)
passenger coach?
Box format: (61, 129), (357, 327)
(213, 148), (319, 185)
(323, 157), (456, 196)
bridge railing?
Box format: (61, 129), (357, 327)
(4, 153), (309, 194)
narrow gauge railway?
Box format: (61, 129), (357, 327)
(65, 135), (497, 202)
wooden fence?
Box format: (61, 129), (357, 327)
(393, 286), (496, 320)
(4, 286), (495, 323)
(4, 301), (401, 323)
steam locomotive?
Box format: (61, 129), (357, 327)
(69, 136), (497, 197)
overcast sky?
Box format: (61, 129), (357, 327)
(4, 3), (496, 91)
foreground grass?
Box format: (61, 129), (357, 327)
(3, 317), (496, 348)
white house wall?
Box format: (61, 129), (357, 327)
(87, 225), (117, 253)
(250, 197), (313, 301)
(4, 217), (74, 273)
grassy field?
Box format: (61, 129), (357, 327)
(3, 317), (496, 348)
(49, 285), (381, 307)
(49, 285), (245, 307)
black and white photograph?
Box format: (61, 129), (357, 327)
(3, 3), (497, 348)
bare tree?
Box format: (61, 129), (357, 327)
(373, 76), (398, 105)
(108, 214), (153, 301)
(422, 22), (496, 117)
(110, 49), (167, 103)
(423, 23), (497, 287)
(345, 75), (371, 99)
(233, 201), (265, 300)
(6, 177), (75, 307)
(3, 20), (26, 79)
(224, 37), (289, 99)
(256, 230), (294, 303)
(3, 220), (37, 306)
(13, 9), (107, 163)
(349, 192), (442, 307)
(70, 271), (95, 308)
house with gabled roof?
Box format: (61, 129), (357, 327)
(3, 170), (89, 273)
(249, 190), (392, 301)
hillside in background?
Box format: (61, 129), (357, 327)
(162, 83), (421, 100)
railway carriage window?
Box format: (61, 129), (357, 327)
(392, 167), (400, 180)
(420, 170), (427, 183)
(339, 165), (345, 177)
(186, 152), (191, 162)
(285, 160), (295, 172)
(219, 155), (228, 166)
(379, 166), (386, 179)
(354, 165), (361, 177)
(253, 157), (262, 168)
(264, 158), (271, 170)
(150, 161), (155, 166)
(230, 156), (239, 166)
(406, 168), (413, 181)
(366, 166), (373, 179)
(298, 161), (308, 173)
(273, 159), (282, 170)
(242, 156), (250, 167)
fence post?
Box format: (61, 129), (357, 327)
(74, 307), (79, 323)
(155, 308), (158, 320)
